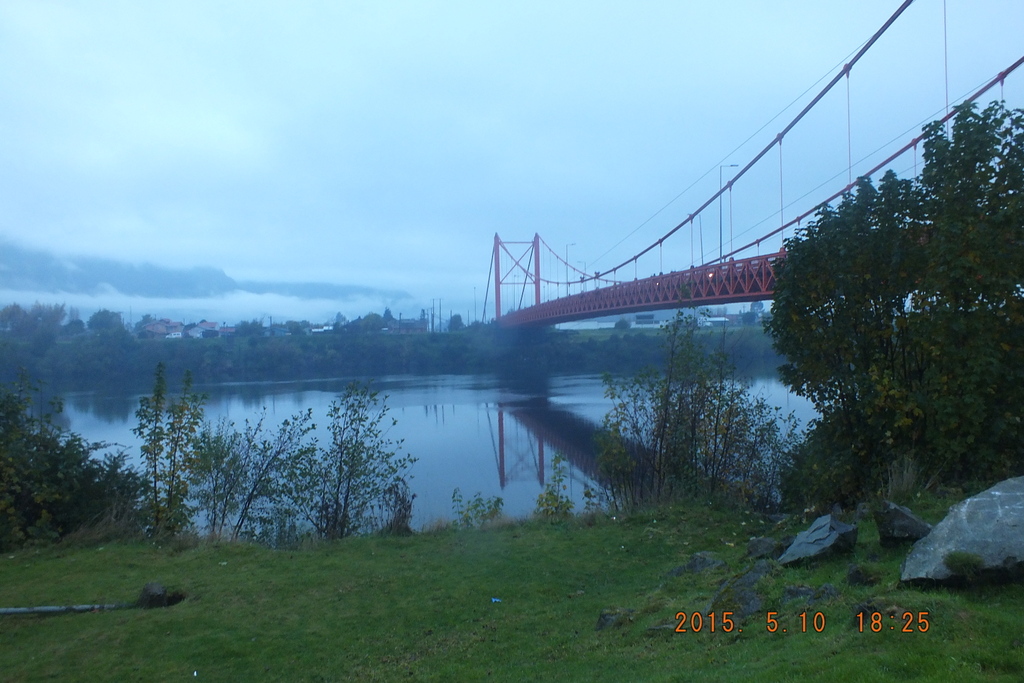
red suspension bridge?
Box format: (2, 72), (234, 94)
(486, 1), (1024, 328)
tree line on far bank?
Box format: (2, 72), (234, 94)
(0, 309), (781, 392)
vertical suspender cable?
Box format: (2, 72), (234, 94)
(779, 140), (785, 242)
(943, 0), (950, 136)
(517, 250), (531, 310)
(729, 185), (734, 255)
(846, 71), (853, 185)
(699, 214), (705, 263)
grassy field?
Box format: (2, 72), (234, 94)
(1, 496), (1021, 682)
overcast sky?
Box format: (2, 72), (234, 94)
(1, 0), (1021, 324)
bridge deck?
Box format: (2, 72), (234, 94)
(498, 251), (782, 327)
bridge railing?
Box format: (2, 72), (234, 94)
(498, 251), (782, 327)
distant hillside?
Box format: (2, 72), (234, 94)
(0, 240), (408, 301)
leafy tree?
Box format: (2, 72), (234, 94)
(235, 319), (265, 337)
(189, 419), (240, 537)
(133, 363), (206, 534)
(767, 102), (1024, 503)
(599, 313), (797, 511)
(190, 409), (315, 540)
(451, 488), (503, 528)
(535, 453), (574, 518)
(0, 304), (66, 353)
(62, 318), (86, 337)
(282, 382), (414, 539)
(360, 312), (384, 332)
(0, 376), (142, 549)
(449, 314), (465, 331)
(614, 317), (631, 330)
(88, 309), (123, 333)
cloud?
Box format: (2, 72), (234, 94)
(0, 239), (410, 322)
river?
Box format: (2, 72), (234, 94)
(58, 373), (816, 529)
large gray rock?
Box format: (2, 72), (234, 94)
(778, 514), (858, 565)
(874, 500), (932, 546)
(901, 477), (1024, 584)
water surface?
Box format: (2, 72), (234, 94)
(61, 373), (815, 528)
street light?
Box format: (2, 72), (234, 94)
(565, 243), (575, 297)
(720, 164), (738, 261)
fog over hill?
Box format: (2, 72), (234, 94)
(0, 240), (411, 322)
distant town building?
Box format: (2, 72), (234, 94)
(138, 318), (185, 339)
(393, 318), (429, 334)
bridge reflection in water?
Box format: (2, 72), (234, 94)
(489, 398), (601, 491)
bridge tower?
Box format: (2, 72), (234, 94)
(493, 233), (542, 320)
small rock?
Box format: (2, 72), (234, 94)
(783, 583), (840, 606)
(667, 551), (726, 577)
(782, 585), (814, 603)
(733, 560), (773, 588)
(705, 561), (773, 620)
(852, 599), (910, 625)
(852, 600), (881, 624)
(778, 515), (858, 565)
(847, 563), (881, 586)
(809, 583), (840, 604)
(137, 582), (167, 609)
(746, 536), (782, 560)
(854, 502), (872, 522)
(596, 608), (635, 631)
(874, 500), (932, 547)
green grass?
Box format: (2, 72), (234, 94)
(1, 497), (1021, 681)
